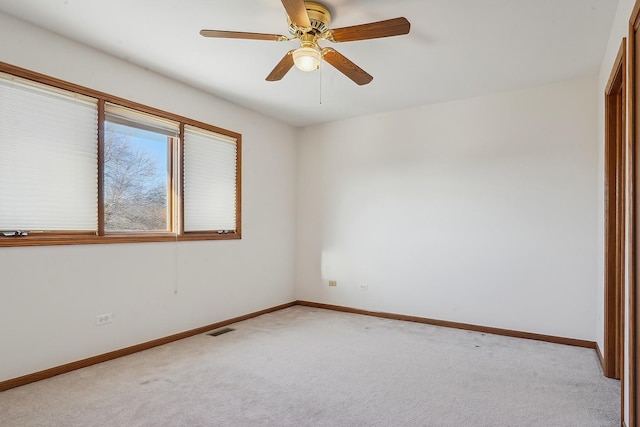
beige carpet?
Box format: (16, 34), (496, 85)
(0, 306), (620, 426)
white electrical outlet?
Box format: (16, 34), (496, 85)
(360, 284), (369, 291)
(96, 313), (113, 325)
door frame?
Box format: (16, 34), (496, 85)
(604, 39), (626, 384)
(629, 5), (640, 424)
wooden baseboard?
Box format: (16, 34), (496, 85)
(295, 300), (597, 349)
(596, 342), (606, 373)
(0, 299), (600, 393)
(0, 302), (296, 392)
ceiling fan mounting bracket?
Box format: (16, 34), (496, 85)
(288, 1), (332, 36)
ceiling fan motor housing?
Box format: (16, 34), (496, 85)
(288, 1), (332, 35)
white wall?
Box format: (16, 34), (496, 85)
(0, 12), (297, 381)
(296, 76), (598, 341)
(598, 0), (638, 424)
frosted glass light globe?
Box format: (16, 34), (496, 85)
(293, 46), (321, 72)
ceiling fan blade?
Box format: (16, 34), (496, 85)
(329, 17), (410, 42)
(321, 48), (373, 86)
(281, 0), (311, 28)
(200, 29), (288, 41)
(266, 50), (296, 81)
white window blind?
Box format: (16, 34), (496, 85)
(105, 103), (179, 137)
(0, 73), (98, 231)
(183, 125), (237, 232)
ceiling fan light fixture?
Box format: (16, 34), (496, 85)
(293, 46), (321, 72)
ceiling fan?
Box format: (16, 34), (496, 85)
(200, 0), (410, 85)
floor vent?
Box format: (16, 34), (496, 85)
(207, 327), (235, 337)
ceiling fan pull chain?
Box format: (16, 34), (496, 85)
(319, 62), (323, 105)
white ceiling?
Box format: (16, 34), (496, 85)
(0, 0), (619, 127)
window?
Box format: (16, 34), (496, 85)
(104, 104), (177, 233)
(183, 125), (238, 232)
(0, 73), (99, 232)
(0, 63), (241, 246)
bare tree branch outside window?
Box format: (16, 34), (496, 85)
(104, 125), (168, 231)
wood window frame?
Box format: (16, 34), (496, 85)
(0, 61), (242, 247)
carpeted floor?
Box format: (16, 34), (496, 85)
(0, 306), (620, 426)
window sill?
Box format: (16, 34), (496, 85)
(0, 232), (240, 247)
